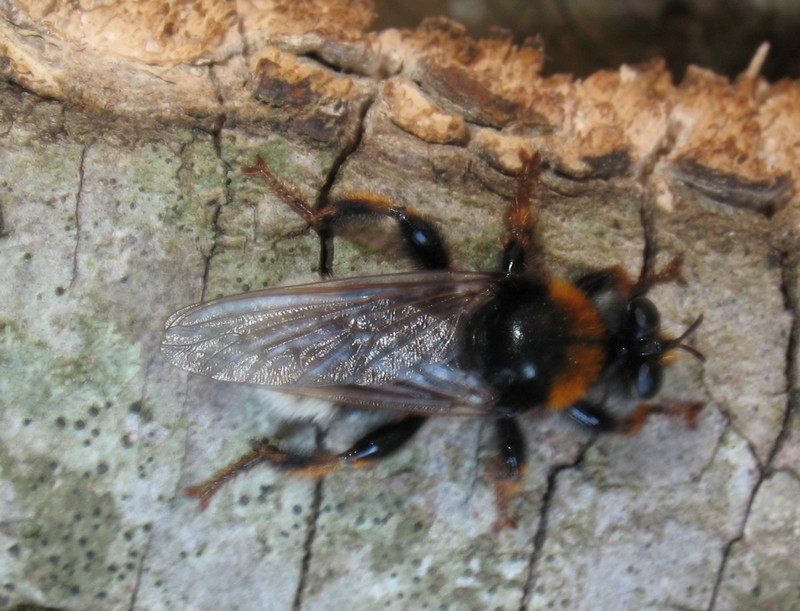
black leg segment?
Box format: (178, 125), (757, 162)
(495, 416), (526, 479)
(341, 416), (428, 462)
(185, 416), (428, 507)
(567, 401), (617, 432)
(393, 209), (449, 269)
(243, 156), (451, 274)
(320, 197), (449, 270)
(567, 400), (704, 435)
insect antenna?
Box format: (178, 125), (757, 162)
(666, 314), (705, 361)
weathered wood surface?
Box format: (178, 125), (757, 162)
(0, 1), (798, 609)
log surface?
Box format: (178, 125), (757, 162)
(0, 1), (798, 609)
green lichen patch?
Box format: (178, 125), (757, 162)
(0, 321), (152, 608)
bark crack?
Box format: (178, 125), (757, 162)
(69, 143), (89, 289)
(767, 251), (799, 467)
(519, 441), (592, 610)
(0, 198), (7, 238)
(706, 470), (763, 610)
(705, 251), (797, 608)
(126, 356), (160, 610)
(292, 478), (324, 611)
(127, 520), (155, 611)
(462, 418), (490, 509)
(200, 114), (228, 301)
(316, 96), (375, 208)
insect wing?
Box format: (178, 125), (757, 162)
(161, 271), (499, 414)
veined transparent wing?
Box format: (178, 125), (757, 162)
(161, 271), (500, 415)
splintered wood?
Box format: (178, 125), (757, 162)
(0, 1), (797, 215)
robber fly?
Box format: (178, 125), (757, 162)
(162, 152), (704, 520)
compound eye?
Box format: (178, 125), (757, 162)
(629, 297), (660, 339)
(634, 360), (663, 398)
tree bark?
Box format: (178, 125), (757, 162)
(0, 1), (798, 609)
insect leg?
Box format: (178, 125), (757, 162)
(241, 157), (320, 227)
(319, 196), (450, 270)
(501, 151), (545, 275)
(574, 254), (686, 301)
(496, 416), (526, 479)
(185, 416), (427, 507)
(566, 401), (617, 431)
(632, 254), (686, 296)
(567, 400), (703, 434)
(615, 401), (704, 434)
(243, 156), (450, 274)
(242, 157), (336, 277)
(488, 416), (527, 531)
(574, 266), (633, 298)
